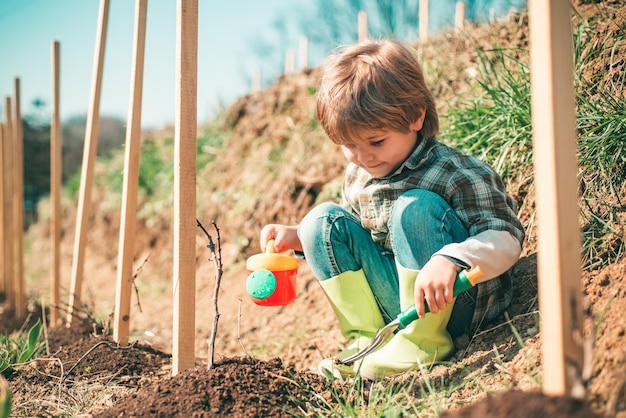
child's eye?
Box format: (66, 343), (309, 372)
(370, 139), (385, 147)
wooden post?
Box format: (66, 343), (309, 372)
(172, 0), (197, 375)
(0, 122), (4, 299)
(50, 41), (62, 326)
(13, 78), (24, 319)
(299, 36), (308, 71)
(358, 10), (368, 41)
(455, 2), (466, 34)
(67, 0), (110, 324)
(284, 49), (294, 74)
(419, 0), (429, 42)
(252, 67), (261, 92)
(3, 98), (14, 314)
(529, 0), (584, 397)
(114, 0), (148, 346)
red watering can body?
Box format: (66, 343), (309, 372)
(245, 240), (298, 306)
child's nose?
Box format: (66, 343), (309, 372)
(357, 148), (374, 163)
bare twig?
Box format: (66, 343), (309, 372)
(101, 313), (112, 337)
(62, 340), (137, 382)
(41, 298), (50, 356)
(131, 253), (150, 313)
(20, 356), (64, 382)
(197, 219), (224, 370)
(266, 371), (301, 387)
(237, 299), (250, 357)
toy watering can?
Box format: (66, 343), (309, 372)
(245, 240), (298, 306)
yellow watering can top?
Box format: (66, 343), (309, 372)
(246, 240), (298, 271)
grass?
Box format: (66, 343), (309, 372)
(574, 15), (626, 268)
(0, 320), (44, 377)
(300, 318), (541, 417)
(9, 368), (135, 417)
(0, 320), (43, 417)
(303, 372), (422, 417)
(441, 48), (533, 181)
(440, 14), (625, 270)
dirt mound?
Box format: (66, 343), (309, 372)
(441, 390), (603, 418)
(7, 322), (171, 417)
(95, 357), (327, 418)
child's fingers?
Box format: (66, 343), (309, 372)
(259, 225), (278, 250)
(444, 285), (454, 304)
(423, 289), (445, 315)
(425, 295), (439, 315)
(272, 238), (288, 253)
(433, 289), (448, 312)
(418, 284), (450, 316)
(415, 287), (427, 318)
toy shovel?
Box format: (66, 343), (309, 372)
(338, 265), (484, 365)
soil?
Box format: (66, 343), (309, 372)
(2, 2), (626, 417)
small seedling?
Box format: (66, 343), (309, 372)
(1, 319), (44, 376)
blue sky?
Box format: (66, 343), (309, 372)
(0, 0), (309, 129)
(0, 1), (527, 130)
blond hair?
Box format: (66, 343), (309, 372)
(316, 38), (439, 145)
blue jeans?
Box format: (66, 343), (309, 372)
(298, 189), (475, 333)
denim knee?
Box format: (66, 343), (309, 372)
(390, 189), (468, 268)
(391, 189), (450, 229)
(298, 202), (342, 245)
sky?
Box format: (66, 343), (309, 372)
(0, 0), (310, 129)
(0, 1), (527, 130)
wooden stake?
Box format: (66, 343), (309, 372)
(358, 11), (368, 41)
(251, 67), (261, 92)
(172, 0), (198, 375)
(50, 40), (62, 326)
(114, 0), (148, 346)
(299, 36), (308, 71)
(0, 122), (4, 299)
(67, 0), (110, 324)
(3, 98), (14, 314)
(455, 2), (466, 35)
(284, 49), (294, 74)
(529, 0), (584, 397)
(13, 78), (24, 319)
(419, 0), (429, 42)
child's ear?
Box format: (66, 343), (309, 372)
(409, 109), (427, 131)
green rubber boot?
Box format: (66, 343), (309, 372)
(317, 269), (385, 380)
(359, 262), (455, 380)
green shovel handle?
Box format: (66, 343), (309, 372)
(396, 265), (483, 329)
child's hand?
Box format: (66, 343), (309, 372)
(413, 255), (462, 318)
(260, 224), (302, 253)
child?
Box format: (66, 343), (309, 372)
(259, 38), (524, 380)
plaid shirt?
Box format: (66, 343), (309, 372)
(341, 137), (524, 332)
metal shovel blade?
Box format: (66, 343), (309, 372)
(337, 318), (400, 365)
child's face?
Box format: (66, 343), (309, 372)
(341, 128), (418, 177)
